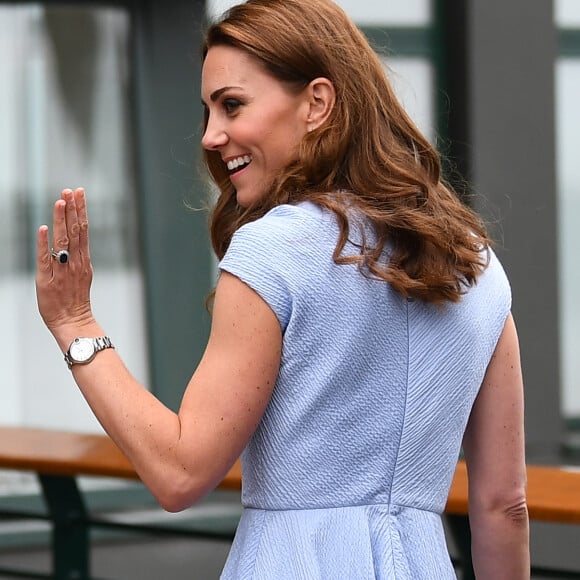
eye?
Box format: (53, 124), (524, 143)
(223, 98), (242, 114)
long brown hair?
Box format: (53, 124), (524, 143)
(202, 0), (490, 304)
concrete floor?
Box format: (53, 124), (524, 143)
(0, 534), (576, 580)
(0, 486), (241, 579)
(0, 535), (231, 579)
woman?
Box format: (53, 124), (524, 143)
(36, 0), (529, 578)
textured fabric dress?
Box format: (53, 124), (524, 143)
(218, 201), (511, 579)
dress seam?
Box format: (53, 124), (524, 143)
(247, 509), (267, 580)
(387, 298), (411, 508)
(241, 501), (441, 515)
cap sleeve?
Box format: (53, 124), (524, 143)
(218, 207), (302, 331)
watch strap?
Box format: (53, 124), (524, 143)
(93, 336), (114, 353)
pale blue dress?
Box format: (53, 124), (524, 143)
(218, 201), (511, 579)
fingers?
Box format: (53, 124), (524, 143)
(36, 224), (52, 280)
(62, 189), (80, 256)
(51, 187), (88, 265)
(51, 196), (68, 254)
(74, 188), (91, 261)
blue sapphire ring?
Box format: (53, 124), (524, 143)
(51, 249), (69, 264)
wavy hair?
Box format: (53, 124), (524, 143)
(201, 0), (491, 304)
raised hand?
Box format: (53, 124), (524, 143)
(36, 188), (95, 338)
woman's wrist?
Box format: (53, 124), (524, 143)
(52, 319), (103, 353)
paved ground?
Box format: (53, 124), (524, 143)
(0, 535), (231, 579)
(0, 535), (574, 580)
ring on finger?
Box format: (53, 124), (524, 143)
(50, 248), (70, 264)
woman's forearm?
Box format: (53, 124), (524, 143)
(52, 322), (206, 511)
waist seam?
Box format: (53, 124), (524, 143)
(242, 501), (441, 515)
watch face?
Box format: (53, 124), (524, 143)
(69, 338), (96, 363)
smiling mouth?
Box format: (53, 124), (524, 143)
(226, 155), (252, 175)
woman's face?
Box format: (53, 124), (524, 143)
(201, 45), (310, 207)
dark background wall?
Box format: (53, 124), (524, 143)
(440, 0), (563, 460)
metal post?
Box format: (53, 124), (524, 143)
(446, 514), (475, 580)
(38, 474), (90, 580)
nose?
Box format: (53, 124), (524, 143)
(201, 115), (228, 150)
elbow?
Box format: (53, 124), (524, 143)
(159, 500), (193, 514)
(157, 493), (196, 514)
(472, 489), (529, 528)
(150, 472), (212, 513)
(501, 497), (529, 527)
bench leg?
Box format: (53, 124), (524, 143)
(446, 514), (475, 580)
(38, 474), (90, 580)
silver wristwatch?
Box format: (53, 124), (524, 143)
(64, 336), (114, 369)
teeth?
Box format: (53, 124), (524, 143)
(226, 155), (251, 171)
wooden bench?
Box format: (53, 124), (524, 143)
(1, 426), (579, 579)
(0, 426), (242, 579)
(0, 425), (242, 489)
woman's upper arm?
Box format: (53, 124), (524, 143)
(462, 312), (527, 509)
(175, 270), (282, 498)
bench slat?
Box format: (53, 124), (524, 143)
(0, 426), (137, 479)
(0, 426), (242, 486)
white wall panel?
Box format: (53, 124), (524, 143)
(556, 59), (580, 416)
(385, 57), (435, 144)
(555, 0), (580, 27)
(207, 0), (431, 25)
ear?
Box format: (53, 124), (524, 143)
(305, 77), (335, 131)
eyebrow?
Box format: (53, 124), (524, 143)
(201, 86), (243, 106)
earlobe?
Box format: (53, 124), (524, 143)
(306, 77), (336, 131)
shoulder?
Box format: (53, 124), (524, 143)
(466, 246), (512, 322)
(236, 201), (330, 242)
(484, 247), (511, 297)
(218, 202), (334, 330)
(224, 202), (335, 263)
